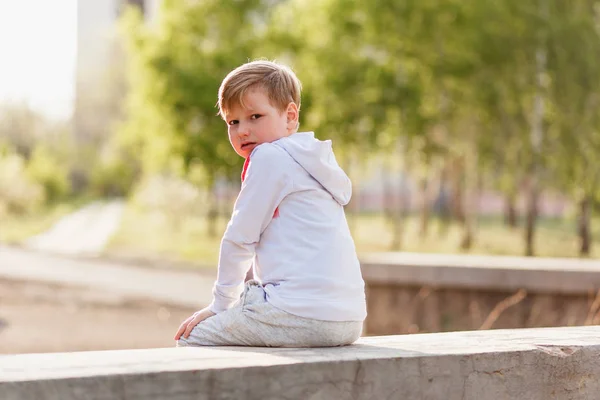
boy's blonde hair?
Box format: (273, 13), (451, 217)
(218, 60), (302, 119)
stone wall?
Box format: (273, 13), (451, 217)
(361, 252), (600, 335)
(366, 284), (598, 335)
(3, 326), (600, 400)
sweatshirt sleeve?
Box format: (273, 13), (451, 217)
(208, 144), (293, 313)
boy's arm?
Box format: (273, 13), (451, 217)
(208, 145), (292, 314)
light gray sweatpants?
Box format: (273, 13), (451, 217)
(177, 280), (363, 348)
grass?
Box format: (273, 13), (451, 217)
(350, 213), (600, 259)
(106, 203), (600, 267)
(105, 204), (227, 268)
(5, 198), (599, 266)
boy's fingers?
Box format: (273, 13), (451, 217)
(174, 323), (186, 340)
(183, 316), (201, 338)
(174, 315), (194, 340)
(174, 325), (185, 340)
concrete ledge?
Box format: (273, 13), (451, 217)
(2, 326), (600, 399)
(361, 252), (600, 294)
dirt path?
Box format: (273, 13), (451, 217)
(0, 278), (195, 354)
(26, 200), (125, 256)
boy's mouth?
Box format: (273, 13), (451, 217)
(241, 142), (256, 150)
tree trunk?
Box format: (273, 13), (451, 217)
(460, 215), (474, 250)
(451, 159), (466, 224)
(390, 208), (404, 250)
(460, 167), (481, 251)
(459, 153), (483, 251)
(391, 148), (412, 251)
(381, 159), (393, 221)
(437, 165), (452, 237)
(419, 175), (431, 238)
(504, 193), (518, 228)
(579, 194), (592, 256)
(525, 16), (546, 256)
(207, 201), (218, 238)
(524, 180), (538, 256)
(390, 168), (406, 251)
(206, 180), (219, 238)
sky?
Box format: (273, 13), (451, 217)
(0, 0), (77, 121)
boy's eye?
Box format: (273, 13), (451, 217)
(251, 114), (262, 120)
(228, 120), (239, 126)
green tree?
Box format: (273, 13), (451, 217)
(546, 0), (600, 256)
(26, 145), (71, 204)
(119, 0), (280, 235)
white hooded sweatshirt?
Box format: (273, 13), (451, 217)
(208, 132), (367, 322)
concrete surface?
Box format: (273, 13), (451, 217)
(2, 326), (600, 399)
(361, 252), (600, 335)
(361, 252), (600, 294)
(0, 245), (214, 308)
(364, 284), (599, 335)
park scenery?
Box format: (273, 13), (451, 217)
(1, 0), (600, 356)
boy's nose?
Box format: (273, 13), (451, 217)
(237, 122), (250, 137)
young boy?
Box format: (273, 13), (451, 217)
(174, 60), (366, 347)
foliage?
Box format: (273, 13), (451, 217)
(0, 103), (47, 159)
(113, 0), (600, 256)
(118, 0), (282, 187)
(26, 145), (71, 204)
(87, 147), (139, 198)
(0, 148), (44, 215)
(0, 103), (76, 206)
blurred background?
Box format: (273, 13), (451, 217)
(1, 0), (600, 354)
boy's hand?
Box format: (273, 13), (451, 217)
(174, 307), (216, 340)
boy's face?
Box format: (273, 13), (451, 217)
(224, 87), (298, 159)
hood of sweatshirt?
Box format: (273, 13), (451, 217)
(274, 132), (352, 206)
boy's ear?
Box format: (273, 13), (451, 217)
(286, 102), (299, 130)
